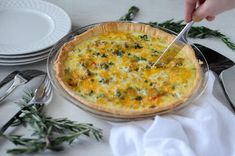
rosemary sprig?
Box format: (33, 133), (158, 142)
(120, 6), (235, 51)
(149, 19), (235, 51)
(119, 6), (139, 21)
(1, 91), (102, 154)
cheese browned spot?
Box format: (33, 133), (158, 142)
(54, 22), (201, 117)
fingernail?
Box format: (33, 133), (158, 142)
(192, 15), (202, 22)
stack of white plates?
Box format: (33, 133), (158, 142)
(0, 0), (71, 66)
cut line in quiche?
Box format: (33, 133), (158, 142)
(54, 22), (203, 118)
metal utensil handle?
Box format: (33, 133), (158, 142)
(151, 21), (194, 68)
(177, 21), (194, 43)
(0, 103), (36, 133)
(0, 71), (20, 89)
(0, 107), (24, 133)
(0, 75), (27, 103)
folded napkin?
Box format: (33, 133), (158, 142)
(110, 72), (235, 156)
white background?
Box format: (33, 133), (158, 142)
(0, 0), (235, 155)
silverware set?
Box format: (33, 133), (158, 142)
(0, 70), (53, 133)
(0, 70), (46, 103)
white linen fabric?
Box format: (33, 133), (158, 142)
(109, 72), (235, 156)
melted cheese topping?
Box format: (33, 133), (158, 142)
(61, 32), (197, 110)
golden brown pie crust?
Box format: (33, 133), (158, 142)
(54, 22), (202, 117)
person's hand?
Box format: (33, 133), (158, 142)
(185, 0), (235, 22)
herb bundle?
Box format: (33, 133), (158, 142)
(120, 6), (235, 51)
(1, 91), (102, 154)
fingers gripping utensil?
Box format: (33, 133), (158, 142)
(152, 21), (194, 67)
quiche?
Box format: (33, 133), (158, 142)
(54, 22), (202, 117)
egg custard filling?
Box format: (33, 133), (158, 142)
(54, 22), (201, 116)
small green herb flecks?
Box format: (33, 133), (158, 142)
(109, 62), (114, 66)
(101, 54), (108, 58)
(151, 49), (161, 56)
(100, 63), (109, 70)
(93, 52), (101, 56)
(97, 93), (105, 98)
(132, 55), (147, 61)
(99, 78), (109, 84)
(64, 68), (70, 73)
(113, 50), (124, 57)
(89, 90), (94, 96)
(134, 96), (142, 101)
(139, 35), (149, 41)
(115, 91), (122, 98)
(133, 43), (142, 49)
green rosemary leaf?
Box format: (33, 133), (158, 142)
(120, 6), (235, 51)
(149, 19), (235, 51)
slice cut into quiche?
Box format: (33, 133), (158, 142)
(54, 22), (202, 117)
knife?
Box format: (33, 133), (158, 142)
(195, 43), (235, 110)
(0, 70), (45, 89)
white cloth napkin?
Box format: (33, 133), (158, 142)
(109, 72), (235, 156)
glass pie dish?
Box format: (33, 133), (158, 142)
(47, 21), (209, 122)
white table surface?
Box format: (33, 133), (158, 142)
(0, 0), (235, 155)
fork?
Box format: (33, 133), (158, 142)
(0, 76), (52, 133)
(0, 70), (46, 103)
(152, 21), (194, 67)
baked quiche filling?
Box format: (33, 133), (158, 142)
(54, 22), (201, 116)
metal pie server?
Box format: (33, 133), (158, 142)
(152, 21), (194, 67)
(194, 44), (234, 75)
(0, 70), (46, 103)
(220, 66), (235, 111)
(195, 43), (235, 110)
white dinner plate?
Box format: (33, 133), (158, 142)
(0, 54), (48, 66)
(0, 46), (51, 59)
(0, 50), (49, 63)
(0, 0), (71, 55)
